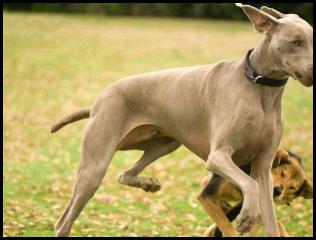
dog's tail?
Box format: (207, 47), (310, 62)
(51, 108), (90, 133)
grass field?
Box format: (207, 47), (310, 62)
(3, 12), (313, 237)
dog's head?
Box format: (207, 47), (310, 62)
(236, 3), (313, 87)
(271, 148), (313, 205)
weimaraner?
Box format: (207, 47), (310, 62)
(51, 4), (313, 237)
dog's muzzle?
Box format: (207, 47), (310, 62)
(298, 64), (313, 87)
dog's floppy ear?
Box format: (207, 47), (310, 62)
(235, 3), (279, 33)
(260, 6), (286, 19)
(272, 154), (281, 168)
(272, 148), (290, 168)
(299, 179), (313, 199)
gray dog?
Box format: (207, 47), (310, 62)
(51, 4), (313, 237)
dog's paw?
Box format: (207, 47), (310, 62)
(139, 177), (161, 192)
(118, 174), (161, 192)
(236, 208), (258, 235)
(54, 227), (71, 237)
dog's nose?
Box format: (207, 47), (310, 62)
(273, 186), (282, 197)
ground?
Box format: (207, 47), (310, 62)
(3, 12), (313, 237)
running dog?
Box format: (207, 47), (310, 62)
(51, 4), (312, 236)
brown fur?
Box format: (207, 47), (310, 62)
(198, 148), (313, 237)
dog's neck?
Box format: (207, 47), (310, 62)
(248, 37), (287, 110)
(249, 37), (289, 81)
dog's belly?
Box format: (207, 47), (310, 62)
(181, 134), (260, 165)
(175, 130), (210, 160)
(117, 122), (210, 159)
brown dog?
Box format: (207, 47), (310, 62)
(197, 148), (313, 237)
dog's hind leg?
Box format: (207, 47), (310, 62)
(206, 150), (261, 235)
(54, 115), (121, 237)
(118, 138), (180, 192)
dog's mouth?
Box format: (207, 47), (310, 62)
(273, 195), (293, 206)
(286, 62), (313, 87)
(297, 74), (313, 87)
(276, 200), (292, 206)
(273, 197), (284, 205)
(294, 68), (313, 87)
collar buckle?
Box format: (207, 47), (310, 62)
(252, 75), (264, 85)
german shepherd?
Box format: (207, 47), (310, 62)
(198, 148), (313, 237)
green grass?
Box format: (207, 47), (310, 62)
(3, 12), (313, 237)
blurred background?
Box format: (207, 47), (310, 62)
(4, 3), (313, 237)
(3, 3), (313, 23)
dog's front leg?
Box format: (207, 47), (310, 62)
(206, 150), (261, 235)
(251, 151), (280, 237)
(197, 192), (237, 237)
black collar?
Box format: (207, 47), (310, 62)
(244, 49), (288, 87)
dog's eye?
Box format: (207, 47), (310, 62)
(292, 40), (302, 47)
(281, 172), (285, 178)
(289, 186), (296, 191)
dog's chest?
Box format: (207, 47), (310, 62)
(232, 108), (283, 165)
